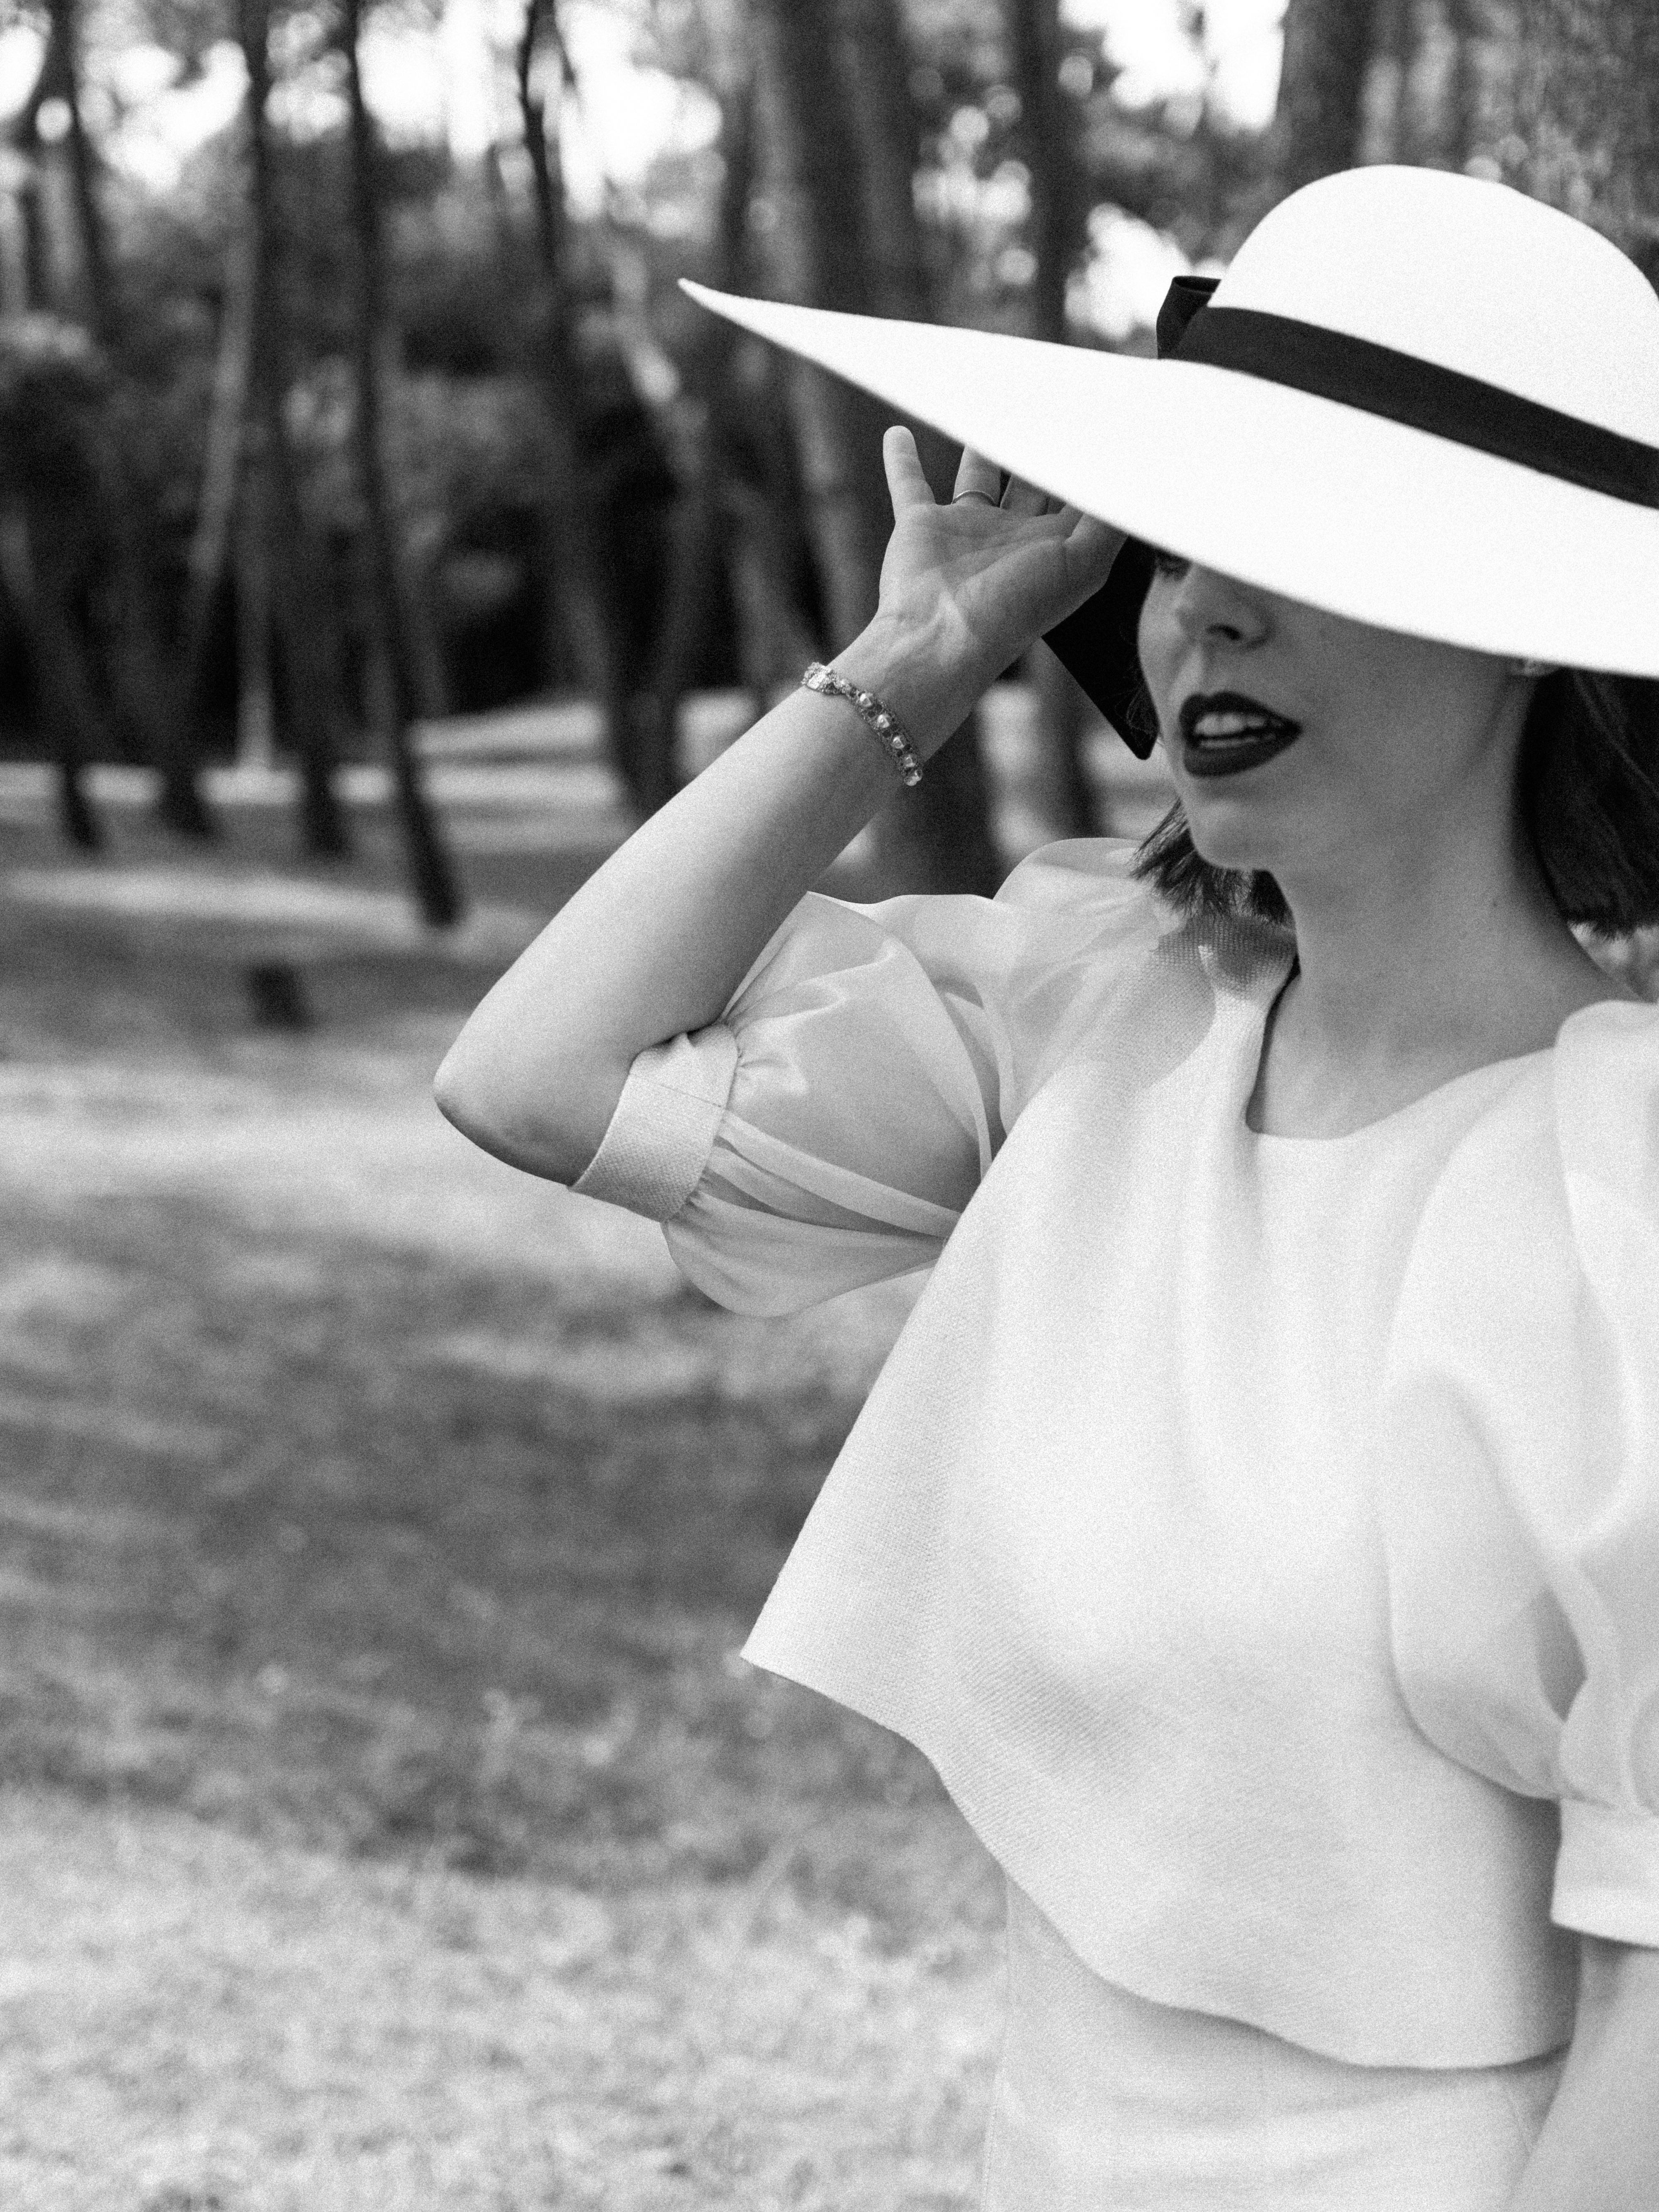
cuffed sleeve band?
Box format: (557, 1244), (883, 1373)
(572, 1027), (739, 1221)
(1552, 1798), (1659, 1949)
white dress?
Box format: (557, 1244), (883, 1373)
(572, 838), (1659, 2206)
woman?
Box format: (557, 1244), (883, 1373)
(435, 167), (1659, 2208)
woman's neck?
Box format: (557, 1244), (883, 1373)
(1253, 820), (1624, 1139)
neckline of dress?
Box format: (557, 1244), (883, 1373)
(1240, 950), (1557, 1151)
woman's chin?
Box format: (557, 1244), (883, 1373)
(1185, 824), (1284, 878)
(1178, 786), (1306, 881)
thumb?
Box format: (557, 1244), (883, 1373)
(882, 425), (934, 518)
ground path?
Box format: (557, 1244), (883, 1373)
(0, 723), (1020, 2209)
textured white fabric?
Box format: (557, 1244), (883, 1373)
(985, 1880), (1565, 2211)
(574, 1027), (739, 1220)
(1376, 1000), (1659, 1949)
(581, 837), (1659, 2067)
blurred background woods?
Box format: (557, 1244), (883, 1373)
(2, 0), (1653, 911)
(3, 5), (1659, 2207)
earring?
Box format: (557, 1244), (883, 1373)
(1511, 657), (1552, 678)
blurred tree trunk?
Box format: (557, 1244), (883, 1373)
(1510, 0), (1659, 288)
(16, 173), (49, 310)
(12, 32), (58, 312)
(751, 0), (999, 895)
(1275, 0), (1381, 190)
(100, 453), (214, 838)
(43, 0), (115, 342)
(515, 0), (646, 808)
(36, 0), (212, 836)
(1008, 0), (1097, 840)
(726, 473), (820, 709)
(403, 529), (453, 720)
(1009, 0), (1070, 349)
(843, 0), (1000, 893)
(341, 0), (463, 927)
(180, 208), (255, 705)
(1445, 0), (1482, 170)
(836, 0), (934, 321)
(238, 1), (353, 858)
(1363, 0), (1494, 170)
(234, 452), (275, 768)
(1362, 0), (1416, 164)
(632, 65), (821, 784)
(0, 507), (104, 849)
(630, 72), (755, 795)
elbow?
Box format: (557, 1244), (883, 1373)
(432, 1039), (527, 1172)
(431, 1042), (480, 1140)
(432, 1032), (609, 1187)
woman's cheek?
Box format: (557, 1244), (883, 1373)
(1136, 593), (1178, 735)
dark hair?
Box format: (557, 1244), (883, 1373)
(1130, 667), (1659, 937)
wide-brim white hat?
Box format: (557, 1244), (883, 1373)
(684, 165), (1659, 711)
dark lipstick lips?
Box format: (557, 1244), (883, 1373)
(1177, 689), (1303, 780)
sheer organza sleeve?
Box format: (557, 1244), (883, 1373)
(572, 839), (1164, 1314)
(1379, 1000), (1659, 1948)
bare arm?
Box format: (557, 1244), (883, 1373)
(1508, 1939), (1659, 2211)
(434, 433), (1122, 1184)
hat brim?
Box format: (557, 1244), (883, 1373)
(685, 280), (1659, 686)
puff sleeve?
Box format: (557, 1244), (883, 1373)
(1378, 1000), (1659, 1949)
(572, 839), (1165, 1314)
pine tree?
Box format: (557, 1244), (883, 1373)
(749, 0), (1000, 893)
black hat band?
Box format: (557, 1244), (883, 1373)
(1172, 294), (1659, 510)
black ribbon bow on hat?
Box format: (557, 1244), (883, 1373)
(1157, 273), (1222, 355)
(1038, 277), (1214, 759)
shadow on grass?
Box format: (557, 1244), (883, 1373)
(0, 1178), (985, 1942)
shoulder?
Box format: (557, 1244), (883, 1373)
(1379, 999), (1659, 1830)
(843, 837), (1174, 993)
(1425, 995), (1659, 1205)
(1549, 994), (1659, 1193)
(730, 839), (1178, 1039)
(992, 835), (1153, 915)
(753, 840), (1286, 1084)
(1389, 996), (1659, 1398)
(993, 836), (1291, 983)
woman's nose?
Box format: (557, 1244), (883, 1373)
(1170, 565), (1270, 649)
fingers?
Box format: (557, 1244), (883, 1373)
(952, 446), (1005, 504)
(1054, 501), (1127, 555)
(1069, 513), (1127, 559)
(1002, 473), (1055, 518)
(883, 426), (935, 514)
(1062, 513), (1129, 593)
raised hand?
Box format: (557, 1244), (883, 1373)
(436, 437), (1126, 1184)
(873, 428), (1125, 704)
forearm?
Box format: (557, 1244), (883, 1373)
(435, 427), (1122, 1184)
(433, 610), (978, 1184)
(1508, 1939), (1659, 2210)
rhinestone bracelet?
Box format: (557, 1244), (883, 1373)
(801, 662), (924, 788)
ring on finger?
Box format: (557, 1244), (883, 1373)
(951, 489), (1000, 507)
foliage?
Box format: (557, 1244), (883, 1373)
(0, 0), (1281, 762)
(625, 0), (1273, 341)
(1502, 0), (1659, 280)
(0, 313), (109, 509)
(0, 0), (1652, 757)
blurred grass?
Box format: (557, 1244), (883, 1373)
(0, 1172), (934, 1882)
(0, 786), (1001, 2208)
(15, 761), (1638, 2206)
